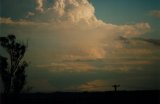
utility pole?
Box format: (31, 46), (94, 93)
(112, 84), (120, 92)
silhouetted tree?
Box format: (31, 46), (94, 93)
(0, 34), (28, 94)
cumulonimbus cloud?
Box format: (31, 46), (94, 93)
(0, 0), (155, 72)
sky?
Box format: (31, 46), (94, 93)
(0, 0), (160, 92)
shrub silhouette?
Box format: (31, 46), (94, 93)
(0, 34), (28, 94)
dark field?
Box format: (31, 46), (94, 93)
(1, 90), (160, 104)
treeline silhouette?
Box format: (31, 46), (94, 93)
(1, 90), (159, 104)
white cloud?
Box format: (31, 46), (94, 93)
(52, 0), (65, 16)
(49, 0), (96, 23)
(35, 0), (44, 12)
(26, 12), (35, 18)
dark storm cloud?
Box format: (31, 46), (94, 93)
(138, 38), (160, 46)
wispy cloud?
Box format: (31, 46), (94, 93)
(37, 62), (95, 72)
(0, 17), (37, 25)
(0, 17), (14, 24)
(26, 12), (35, 18)
(78, 80), (109, 91)
(150, 10), (160, 18)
